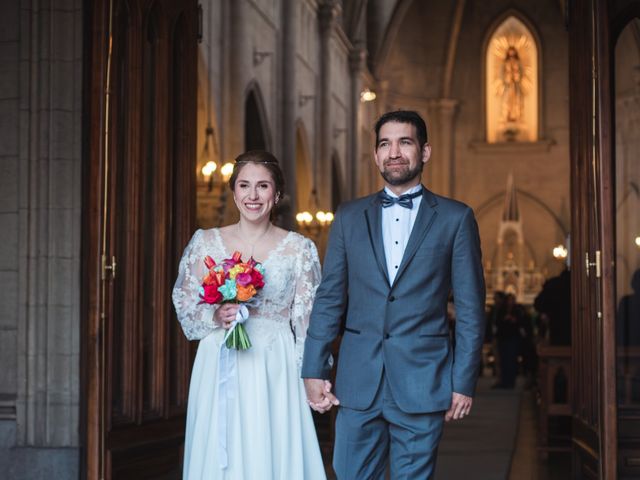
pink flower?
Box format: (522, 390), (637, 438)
(235, 272), (253, 287)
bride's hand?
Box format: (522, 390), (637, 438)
(214, 304), (241, 329)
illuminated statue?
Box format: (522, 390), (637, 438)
(500, 46), (524, 126)
(486, 17), (538, 143)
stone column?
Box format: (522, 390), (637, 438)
(348, 47), (366, 200)
(376, 79), (390, 117)
(222, 0), (243, 162)
(279, 0), (296, 229)
(219, 0), (232, 165)
(0, 0), (21, 428)
(17, 0), (82, 449)
(436, 98), (458, 197)
(219, 0), (242, 227)
(425, 98), (458, 197)
(317, 1), (339, 209)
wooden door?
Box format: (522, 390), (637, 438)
(569, 0), (617, 477)
(83, 1), (198, 478)
(610, 5), (640, 479)
(570, 2), (640, 478)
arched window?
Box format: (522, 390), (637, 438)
(244, 87), (270, 151)
(486, 16), (538, 143)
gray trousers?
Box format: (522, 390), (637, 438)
(333, 373), (445, 479)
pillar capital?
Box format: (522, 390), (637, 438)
(318, 1), (340, 34)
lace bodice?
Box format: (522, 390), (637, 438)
(172, 228), (321, 364)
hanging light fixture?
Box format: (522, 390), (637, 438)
(360, 88), (377, 102)
(197, 4), (234, 226)
(296, 188), (334, 237)
(552, 244), (568, 260)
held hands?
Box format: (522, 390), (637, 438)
(304, 378), (340, 414)
(445, 392), (473, 422)
(214, 303), (241, 330)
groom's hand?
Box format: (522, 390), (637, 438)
(304, 378), (340, 413)
(445, 392), (473, 422)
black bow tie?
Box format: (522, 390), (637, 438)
(378, 190), (422, 209)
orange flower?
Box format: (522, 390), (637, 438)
(236, 284), (257, 302)
(204, 255), (216, 269)
(203, 271), (224, 286)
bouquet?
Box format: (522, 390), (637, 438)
(198, 251), (265, 350)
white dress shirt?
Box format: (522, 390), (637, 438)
(381, 184), (423, 284)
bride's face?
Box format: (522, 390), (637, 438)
(232, 163), (278, 222)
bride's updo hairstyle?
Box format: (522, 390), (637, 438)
(229, 150), (285, 199)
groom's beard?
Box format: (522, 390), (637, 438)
(381, 160), (423, 186)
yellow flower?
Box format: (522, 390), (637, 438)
(229, 265), (244, 279)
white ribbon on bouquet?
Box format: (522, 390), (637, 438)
(215, 304), (249, 470)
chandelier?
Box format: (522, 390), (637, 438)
(295, 188), (334, 239)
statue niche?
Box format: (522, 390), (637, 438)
(486, 16), (538, 143)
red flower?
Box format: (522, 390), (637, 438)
(201, 284), (222, 304)
(250, 269), (264, 289)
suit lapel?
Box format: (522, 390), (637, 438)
(364, 196), (390, 286)
(392, 186), (438, 287)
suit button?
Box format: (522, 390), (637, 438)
(389, 296), (395, 302)
(384, 333), (390, 339)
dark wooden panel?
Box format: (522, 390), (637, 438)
(568, 0), (617, 477)
(167, 12), (196, 413)
(83, 1), (198, 478)
(82, 0), (111, 476)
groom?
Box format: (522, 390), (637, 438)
(302, 110), (486, 479)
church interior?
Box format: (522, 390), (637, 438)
(0, 0), (639, 478)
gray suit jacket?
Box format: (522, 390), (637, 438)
(301, 186), (486, 413)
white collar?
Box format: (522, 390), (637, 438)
(383, 184), (423, 198)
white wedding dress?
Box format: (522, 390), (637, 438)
(172, 228), (327, 480)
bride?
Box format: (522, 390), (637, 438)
(172, 150), (327, 479)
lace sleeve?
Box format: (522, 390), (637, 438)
(172, 229), (220, 340)
(291, 237), (321, 368)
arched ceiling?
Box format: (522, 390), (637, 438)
(341, 0), (566, 81)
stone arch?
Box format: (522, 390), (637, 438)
(611, 4), (640, 41)
(477, 188), (569, 280)
(371, 0), (415, 78)
(476, 189), (569, 237)
(243, 81), (271, 152)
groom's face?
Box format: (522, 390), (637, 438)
(374, 121), (431, 190)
